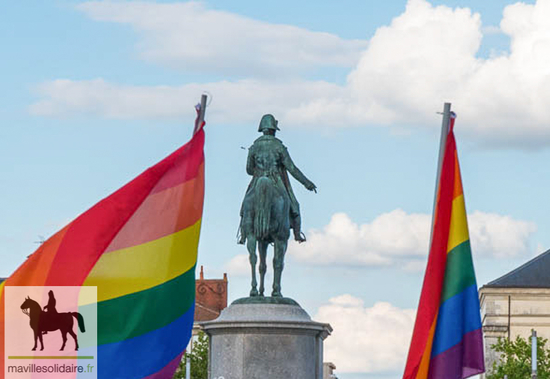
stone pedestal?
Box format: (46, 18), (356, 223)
(200, 298), (332, 379)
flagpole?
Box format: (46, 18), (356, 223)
(187, 94), (206, 379)
(193, 94), (208, 136)
(429, 102), (452, 243)
(435, 103), (452, 190)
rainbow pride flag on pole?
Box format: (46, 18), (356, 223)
(403, 108), (484, 379)
(0, 108), (205, 378)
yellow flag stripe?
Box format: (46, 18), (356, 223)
(83, 219), (201, 303)
(447, 194), (469, 253)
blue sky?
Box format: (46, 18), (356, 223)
(2, 0), (550, 377)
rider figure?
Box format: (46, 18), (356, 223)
(42, 290), (57, 334)
(238, 114), (316, 244)
(43, 290), (57, 313)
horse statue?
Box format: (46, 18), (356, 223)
(238, 115), (316, 298)
(20, 295), (85, 351)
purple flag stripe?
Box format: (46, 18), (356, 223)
(428, 328), (485, 379)
(143, 352), (184, 379)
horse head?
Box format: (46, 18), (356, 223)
(20, 296), (39, 316)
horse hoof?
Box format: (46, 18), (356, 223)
(271, 291), (282, 298)
(250, 289), (259, 297)
(40, 348), (44, 351)
(31, 348), (36, 351)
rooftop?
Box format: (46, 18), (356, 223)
(483, 249), (550, 288)
(194, 266), (228, 322)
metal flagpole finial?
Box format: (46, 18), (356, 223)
(203, 91), (212, 106)
(193, 94), (208, 136)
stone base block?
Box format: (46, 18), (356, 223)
(200, 300), (332, 379)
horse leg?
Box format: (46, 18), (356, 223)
(272, 240), (288, 297)
(68, 329), (79, 351)
(258, 241), (268, 296)
(38, 330), (44, 351)
(32, 329), (37, 351)
(60, 330), (67, 351)
(247, 237), (259, 296)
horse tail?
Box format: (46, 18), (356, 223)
(71, 313), (86, 333)
(254, 177), (272, 239)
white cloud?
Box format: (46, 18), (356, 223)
(343, 0), (550, 146)
(314, 295), (415, 374)
(468, 211), (537, 258)
(289, 211), (429, 267)
(29, 78), (344, 124)
(290, 210), (536, 268)
(224, 253), (250, 277)
(77, 1), (366, 76)
(32, 0), (550, 147)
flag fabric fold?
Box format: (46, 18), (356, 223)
(403, 115), (484, 379)
(1, 119), (205, 378)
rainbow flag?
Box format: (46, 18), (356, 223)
(403, 114), (484, 379)
(0, 119), (205, 378)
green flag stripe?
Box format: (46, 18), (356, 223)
(441, 241), (476, 303)
(83, 265), (196, 346)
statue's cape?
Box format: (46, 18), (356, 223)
(244, 136), (298, 210)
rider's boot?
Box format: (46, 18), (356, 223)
(237, 219), (246, 244)
(291, 217), (306, 243)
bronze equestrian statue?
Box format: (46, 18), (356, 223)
(238, 114), (316, 298)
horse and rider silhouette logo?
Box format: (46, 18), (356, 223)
(20, 290), (86, 352)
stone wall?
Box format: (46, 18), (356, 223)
(480, 287), (550, 376)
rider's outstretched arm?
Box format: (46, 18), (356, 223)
(281, 146), (316, 191)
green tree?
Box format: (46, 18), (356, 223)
(173, 331), (208, 379)
(487, 334), (550, 379)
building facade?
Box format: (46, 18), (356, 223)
(194, 266), (228, 324)
(190, 266), (228, 348)
(480, 249), (550, 374)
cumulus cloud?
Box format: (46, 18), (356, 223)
(343, 0), (550, 146)
(283, 0), (550, 145)
(290, 210), (430, 267)
(315, 294), (415, 374)
(29, 78), (344, 124)
(31, 0), (550, 147)
(77, 1), (366, 76)
(224, 253), (250, 277)
(289, 210), (536, 268)
(468, 211), (537, 258)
